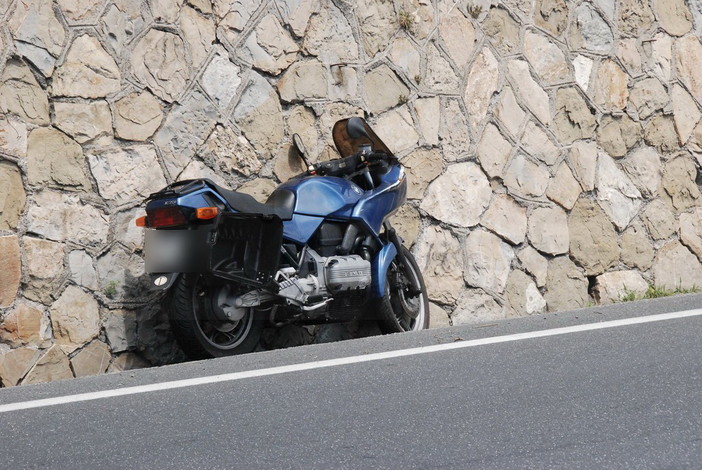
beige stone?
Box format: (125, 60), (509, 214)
(215, 0), (259, 40)
(391, 204), (421, 247)
(518, 246), (548, 287)
(496, 87), (526, 137)
(374, 107), (419, 154)
(23, 345), (74, 385)
(278, 60), (328, 103)
(594, 59), (629, 111)
(0, 347), (40, 387)
(96, 245), (146, 300)
(0, 162), (26, 230)
(99, 0), (149, 56)
(388, 37), (420, 82)
(554, 88), (596, 144)
(507, 60), (551, 126)
(357, 0), (397, 57)
(26, 190), (109, 246)
(505, 270), (546, 317)
(414, 226), (464, 304)
(622, 146), (662, 198)
(424, 43), (460, 94)
(597, 114), (641, 158)
(680, 208), (702, 261)
(648, 32), (672, 81)
(568, 198), (620, 275)
(594, 271), (648, 304)
(361, 65), (409, 115)
(50, 286), (100, 354)
(131, 29), (189, 102)
(544, 256), (589, 312)
(465, 48), (500, 131)
(528, 206), (569, 255)
(618, 0), (655, 36)
(480, 194), (527, 245)
(0, 235), (21, 307)
(521, 121), (560, 166)
(662, 155), (701, 211)
(482, 7), (519, 56)
(641, 199), (677, 240)
(439, 98), (471, 162)
(628, 77), (668, 120)
(452, 289), (506, 325)
(233, 73), (284, 157)
(401, 148), (444, 199)
(463, 229), (514, 294)
(10, 0), (66, 76)
(0, 303), (49, 348)
(652, 241), (702, 290)
(54, 100), (112, 144)
(504, 154), (550, 199)
(547, 163), (581, 210)
(108, 352), (151, 373)
(180, 6), (215, 70)
(414, 97), (440, 146)
(0, 116), (28, 158)
(201, 51), (242, 111)
(534, 0), (569, 36)
(103, 308), (138, 353)
(439, 6), (477, 68)
(401, 0), (435, 41)
(24, 237), (64, 281)
(0, 61), (50, 125)
(202, 124), (262, 177)
(421, 162), (491, 228)
(302, 3), (356, 64)
(69, 250), (99, 290)
(524, 31), (570, 85)
(618, 39), (642, 76)
(71, 340), (112, 378)
(477, 123), (512, 178)
(114, 91), (163, 141)
(151, 0), (183, 22)
(237, 179), (277, 203)
(568, 141), (598, 191)
(573, 55), (594, 92)
(57, 0), (104, 22)
(675, 36), (702, 104)
(671, 84), (701, 145)
(653, 0), (693, 36)
(621, 223), (654, 270)
(278, 0), (319, 37)
(644, 115), (680, 154)
(429, 303), (451, 329)
(52, 35), (121, 98)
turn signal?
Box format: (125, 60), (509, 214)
(196, 207), (219, 220)
(135, 216), (147, 227)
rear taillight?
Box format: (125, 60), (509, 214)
(145, 206), (187, 228)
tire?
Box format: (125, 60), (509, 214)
(167, 274), (264, 359)
(374, 246), (430, 333)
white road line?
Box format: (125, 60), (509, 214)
(2, 308), (701, 414)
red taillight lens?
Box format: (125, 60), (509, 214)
(146, 207), (187, 228)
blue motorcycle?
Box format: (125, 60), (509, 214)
(137, 117), (429, 358)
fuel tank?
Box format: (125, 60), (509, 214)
(277, 174), (363, 217)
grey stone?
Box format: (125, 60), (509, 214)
(356, 0), (397, 57)
(544, 256), (589, 312)
(103, 309), (138, 353)
(391, 204), (421, 248)
(641, 199), (677, 240)
(568, 141), (598, 191)
(521, 121), (560, 166)
(27, 127), (90, 190)
(570, 3), (614, 53)
(496, 87), (526, 137)
(505, 270), (546, 317)
(201, 51), (242, 110)
(518, 246), (548, 287)
(465, 48), (500, 131)
(180, 6), (215, 70)
(617, 0), (655, 36)
(114, 91), (164, 141)
(507, 60), (551, 126)
(596, 154), (643, 230)
(528, 206), (569, 255)
(278, 60), (328, 103)
(373, 107), (419, 154)
(524, 30), (570, 85)
(653, 0), (693, 36)
(546, 163), (582, 210)
(0, 61), (50, 125)
(621, 146), (662, 198)
(504, 154), (550, 199)
(50, 286), (100, 354)
(278, 0), (319, 37)
(302, 3), (357, 64)
(363, 64), (410, 115)
(54, 100), (112, 144)
(100, 0), (148, 56)
(439, 98), (471, 162)
(414, 97), (440, 146)
(131, 29), (189, 102)
(594, 270), (648, 304)
(414, 226), (464, 304)
(429, 303), (451, 329)
(463, 229), (515, 294)
(671, 84), (701, 145)
(0, 115), (28, 158)
(440, 6), (477, 68)
(96, 245), (147, 301)
(534, 0), (569, 36)
(424, 44), (460, 94)
(201, 124), (262, 177)
(69, 250), (98, 290)
(52, 35), (121, 98)
(401, 148), (444, 199)
(452, 289), (506, 325)
(480, 194), (527, 245)
(388, 37), (421, 83)
(652, 241), (702, 290)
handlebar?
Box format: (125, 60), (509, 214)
(311, 152), (391, 177)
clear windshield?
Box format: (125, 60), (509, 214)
(332, 118), (394, 158)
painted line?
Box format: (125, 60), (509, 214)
(1, 308), (701, 414)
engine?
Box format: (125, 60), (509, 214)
(276, 249), (371, 307)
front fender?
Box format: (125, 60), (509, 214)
(371, 243), (397, 298)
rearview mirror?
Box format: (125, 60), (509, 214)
(292, 133), (306, 157)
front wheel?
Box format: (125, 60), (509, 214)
(167, 274), (264, 359)
(374, 246), (430, 333)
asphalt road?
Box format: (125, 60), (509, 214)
(1, 294), (701, 469)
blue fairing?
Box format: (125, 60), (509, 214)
(372, 242), (397, 297)
(352, 165), (406, 234)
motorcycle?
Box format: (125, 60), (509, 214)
(136, 117), (429, 359)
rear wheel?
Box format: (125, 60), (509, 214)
(167, 274), (264, 359)
(375, 246), (430, 333)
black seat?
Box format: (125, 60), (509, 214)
(212, 183), (295, 221)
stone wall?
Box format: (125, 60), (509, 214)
(1, 0), (702, 386)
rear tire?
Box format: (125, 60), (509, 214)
(374, 246), (430, 333)
(167, 274), (264, 359)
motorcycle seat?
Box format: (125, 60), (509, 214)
(213, 184), (295, 221)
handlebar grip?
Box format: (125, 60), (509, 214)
(313, 154), (363, 176)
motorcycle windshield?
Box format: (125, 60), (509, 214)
(332, 118), (394, 158)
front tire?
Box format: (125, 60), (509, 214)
(167, 274), (264, 359)
(374, 246), (430, 333)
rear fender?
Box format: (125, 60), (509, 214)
(149, 273), (181, 291)
(371, 243), (397, 298)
